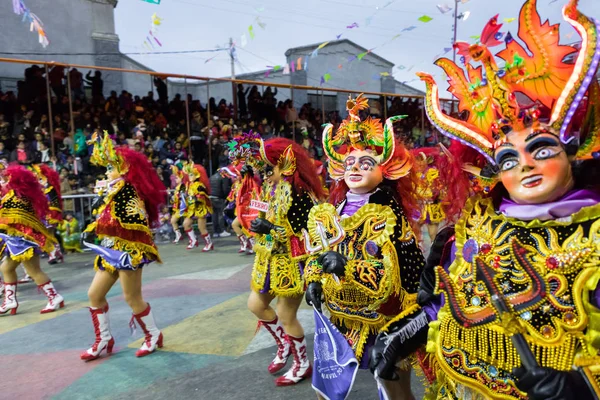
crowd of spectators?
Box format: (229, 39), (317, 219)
(0, 65), (443, 229)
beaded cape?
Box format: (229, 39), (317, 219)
(427, 196), (600, 399)
(184, 180), (212, 219)
(85, 180), (161, 272)
(251, 180), (317, 297)
(0, 190), (56, 259)
(303, 189), (426, 361)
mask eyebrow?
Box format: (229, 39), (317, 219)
(524, 129), (558, 142)
(494, 149), (518, 165)
(358, 156), (377, 164)
(525, 136), (560, 153)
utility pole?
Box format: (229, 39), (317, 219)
(230, 37), (238, 119)
(451, 0), (459, 114)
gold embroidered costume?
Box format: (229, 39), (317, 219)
(428, 197), (600, 399)
(304, 189), (425, 361)
(0, 189), (56, 261)
(251, 180), (317, 297)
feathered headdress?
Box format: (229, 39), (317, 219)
(322, 94), (411, 181)
(417, 0), (600, 164)
(228, 131), (297, 176)
(87, 130), (128, 174)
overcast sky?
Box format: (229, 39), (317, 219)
(114, 0), (600, 91)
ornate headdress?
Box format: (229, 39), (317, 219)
(88, 130), (128, 174)
(417, 0), (600, 164)
(228, 131), (297, 176)
(323, 94), (411, 180)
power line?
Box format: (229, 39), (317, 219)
(0, 49), (228, 56)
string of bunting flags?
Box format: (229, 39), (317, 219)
(11, 0), (49, 47)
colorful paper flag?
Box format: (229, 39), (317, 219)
(273, 65), (281, 71)
(248, 25), (255, 39)
(443, 47), (452, 53)
(320, 76), (325, 85)
(346, 22), (359, 29)
(311, 48), (319, 58)
(264, 70), (271, 78)
(470, 35), (481, 40)
(304, 58), (308, 70)
(142, 0), (161, 3)
(397, 65), (406, 70)
(402, 26), (416, 32)
(291, 61), (296, 73)
(380, 72), (390, 76)
(317, 41), (330, 50)
(358, 81), (367, 86)
(297, 57), (303, 71)
(338, 64), (343, 69)
(418, 15), (433, 23)
(503, 17), (516, 23)
(391, 34), (401, 40)
(357, 51), (368, 60)
(437, 4), (452, 14)
(283, 64), (290, 75)
(241, 34), (247, 47)
(256, 17), (266, 29)
(323, 73), (331, 82)
(336, 33), (343, 39)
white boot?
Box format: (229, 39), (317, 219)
(186, 229), (198, 250)
(39, 280), (65, 314)
(132, 303), (163, 357)
(173, 229), (182, 244)
(202, 233), (214, 252)
(275, 335), (312, 386)
(80, 305), (114, 361)
(0, 282), (18, 315)
(260, 317), (291, 374)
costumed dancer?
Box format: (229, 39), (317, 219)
(411, 146), (452, 241)
(227, 135), (265, 255)
(182, 163), (213, 252)
(57, 212), (82, 253)
(373, 1), (600, 398)
(302, 95), (427, 399)
(170, 165), (188, 244)
(34, 164), (64, 264)
(0, 164), (65, 315)
(240, 136), (326, 386)
(80, 132), (166, 361)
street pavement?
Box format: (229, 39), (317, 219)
(0, 237), (427, 400)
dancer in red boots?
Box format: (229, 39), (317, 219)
(0, 164), (65, 315)
(233, 135), (326, 386)
(170, 164), (188, 244)
(80, 132), (166, 361)
(182, 163), (213, 252)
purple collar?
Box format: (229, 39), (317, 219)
(339, 189), (379, 218)
(499, 189), (600, 221)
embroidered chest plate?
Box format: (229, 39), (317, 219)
(434, 198), (600, 399)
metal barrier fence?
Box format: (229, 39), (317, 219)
(0, 57), (457, 176)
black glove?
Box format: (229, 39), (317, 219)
(513, 366), (594, 400)
(305, 282), (323, 312)
(250, 218), (276, 234)
(240, 164), (253, 177)
(318, 251), (348, 278)
(81, 231), (97, 244)
(369, 309), (430, 381)
(90, 195), (105, 215)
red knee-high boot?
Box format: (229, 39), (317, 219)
(275, 334), (312, 386)
(132, 303), (164, 357)
(81, 304), (114, 361)
(259, 316), (291, 374)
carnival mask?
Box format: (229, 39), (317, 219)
(105, 164), (121, 181)
(343, 149), (383, 194)
(494, 128), (574, 204)
(263, 164), (281, 184)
